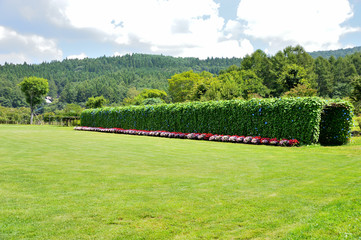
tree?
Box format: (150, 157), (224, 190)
(350, 52), (361, 75)
(351, 76), (361, 101)
(85, 96), (107, 108)
(61, 103), (84, 117)
(271, 46), (317, 95)
(283, 84), (317, 97)
(208, 67), (269, 100)
(59, 83), (77, 103)
(241, 50), (273, 89)
(314, 57), (334, 97)
(350, 76), (361, 115)
(217, 67), (242, 99)
(141, 98), (164, 105)
(126, 89), (168, 105)
(282, 45), (314, 70)
(240, 70), (270, 99)
(331, 56), (357, 98)
(278, 64), (309, 92)
(189, 71), (215, 101)
(168, 70), (204, 102)
(18, 77), (49, 124)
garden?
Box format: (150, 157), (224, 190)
(1, 123), (360, 239)
(80, 97), (354, 146)
(1, 94), (360, 239)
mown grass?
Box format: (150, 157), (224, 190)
(0, 125), (360, 239)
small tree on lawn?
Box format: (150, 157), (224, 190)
(18, 77), (49, 124)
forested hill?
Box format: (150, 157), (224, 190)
(309, 46), (361, 59)
(0, 54), (241, 108)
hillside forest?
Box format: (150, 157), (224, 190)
(1, 45), (361, 121)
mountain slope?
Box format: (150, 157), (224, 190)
(0, 54), (241, 107)
(309, 46), (361, 59)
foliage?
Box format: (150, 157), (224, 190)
(278, 64), (309, 91)
(59, 103), (84, 117)
(2, 46), (361, 108)
(81, 97), (353, 145)
(85, 96), (107, 109)
(0, 80), (26, 108)
(18, 76), (49, 124)
(239, 69), (270, 99)
(356, 117), (361, 131)
(18, 77), (49, 107)
(43, 112), (57, 122)
(0, 54), (241, 107)
(331, 57), (357, 98)
(283, 84), (317, 97)
(309, 46), (361, 59)
(43, 103), (83, 125)
(0, 105), (30, 124)
(168, 70), (205, 102)
(350, 76), (361, 115)
(319, 100), (354, 145)
(123, 89), (168, 105)
(196, 66), (269, 101)
(314, 56), (334, 97)
(241, 50), (273, 89)
(140, 98), (165, 105)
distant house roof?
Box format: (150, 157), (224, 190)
(45, 96), (52, 104)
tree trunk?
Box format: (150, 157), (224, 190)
(30, 107), (34, 125)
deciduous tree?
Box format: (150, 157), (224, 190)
(85, 96), (107, 108)
(314, 57), (333, 97)
(18, 77), (49, 124)
(168, 71), (204, 102)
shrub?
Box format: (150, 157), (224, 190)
(81, 97), (353, 145)
(319, 100), (354, 145)
(0, 106), (30, 124)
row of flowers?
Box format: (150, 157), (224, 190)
(74, 126), (300, 147)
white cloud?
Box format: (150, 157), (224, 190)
(67, 53), (87, 60)
(1, 0), (70, 27)
(237, 0), (360, 52)
(179, 39), (254, 59)
(63, 0), (251, 58)
(0, 26), (62, 65)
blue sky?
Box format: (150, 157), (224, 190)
(0, 0), (360, 65)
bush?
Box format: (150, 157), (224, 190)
(81, 97), (353, 145)
(319, 100), (354, 145)
(0, 106), (30, 124)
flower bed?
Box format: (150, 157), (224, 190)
(74, 126), (300, 147)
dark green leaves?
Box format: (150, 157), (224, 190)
(81, 97), (353, 145)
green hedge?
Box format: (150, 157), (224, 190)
(81, 97), (353, 145)
(319, 100), (354, 145)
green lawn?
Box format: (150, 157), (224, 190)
(1, 125), (361, 239)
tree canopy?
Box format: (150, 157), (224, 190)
(18, 76), (48, 124)
(85, 96), (107, 109)
(2, 46), (361, 115)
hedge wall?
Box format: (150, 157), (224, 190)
(319, 101), (354, 145)
(81, 97), (354, 145)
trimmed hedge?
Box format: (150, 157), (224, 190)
(319, 101), (354, 145)
(81, 97), (354, 145)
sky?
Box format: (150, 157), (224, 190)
(0, 0), (361, 65)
